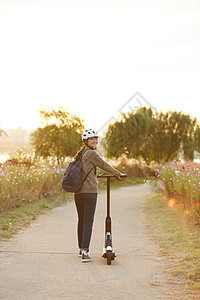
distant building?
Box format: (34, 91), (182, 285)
(0, 127), (32, 153)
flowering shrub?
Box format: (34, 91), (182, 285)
(107, 155), (157, 178)
(0, 162), (65, 211)
(154, 161), (200, 218)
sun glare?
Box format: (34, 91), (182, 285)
(168, 198), (176, 207)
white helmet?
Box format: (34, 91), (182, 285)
(82, 129), (98, 141)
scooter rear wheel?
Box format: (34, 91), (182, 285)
(107, 251), (112, 265)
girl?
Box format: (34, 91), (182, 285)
(74, 129), (124, 263)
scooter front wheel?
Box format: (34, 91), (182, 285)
(107, 251), (112, 265)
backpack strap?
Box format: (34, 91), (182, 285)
(82, 166), (94, 183)
(81, 148), (95, 183)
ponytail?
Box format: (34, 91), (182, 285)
(74, 145), (86, 160)
(74, 138), (96, 160)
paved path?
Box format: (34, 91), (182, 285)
(0, 185), (183, 299)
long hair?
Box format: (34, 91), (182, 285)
(74, 145), (86, 160)
(74, 139), (96, 160)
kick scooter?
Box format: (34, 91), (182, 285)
(97, 174), (127, 265)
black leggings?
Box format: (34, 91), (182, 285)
(74, 193), (97, 250)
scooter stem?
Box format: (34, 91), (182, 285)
(105, 176), (112, 234)
(107, 176), (110, 218)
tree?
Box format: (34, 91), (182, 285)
(31, 108), (84, 164)
(153, 111), (197, 162)
(104, 107), (157, 163)
(104, 107), (198, 164)
(194, 127), (200, 156)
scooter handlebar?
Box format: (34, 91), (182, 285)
(97, 174), (127, 178)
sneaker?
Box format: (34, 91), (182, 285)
(82, 250), (91, 263)
(78, 249), (82, 258)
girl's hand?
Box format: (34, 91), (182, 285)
(117, 173), (127, 180)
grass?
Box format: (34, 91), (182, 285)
(0, 193), (73, 241)
(145, 193), (200, 294)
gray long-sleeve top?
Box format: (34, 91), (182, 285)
(76, 148), (121, 194)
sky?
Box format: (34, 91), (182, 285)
(0, 0), (200, 134)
